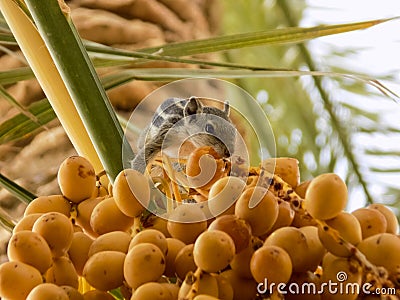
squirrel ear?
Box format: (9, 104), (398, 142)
(184, 96), (202, 116)
(224, 100), (230, 116)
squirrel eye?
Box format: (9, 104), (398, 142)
(205, 123), (215, 134)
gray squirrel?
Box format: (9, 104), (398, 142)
(131, 96), (236, 173)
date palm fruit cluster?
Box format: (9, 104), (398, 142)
(0, 148), (399, 300)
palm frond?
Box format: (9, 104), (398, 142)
(0, 84), (40, 124)
(0, 98), (54, 143)
(365, 149), (400, 156)
(0, 173), (36, 204)
(0, 67), (34, 85)
(0, 31), (15, 44)
(0, 211), (15, 232)
(139, 18), (393, 56)
(21, 0), (135, 181)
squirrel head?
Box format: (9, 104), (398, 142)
(183, 97), (235, 158)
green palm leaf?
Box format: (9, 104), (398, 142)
(0, 98), (53, 143)
(0, 67), (34, 85)
(138, 18), (393, 56)
(0, 173), (36, 204)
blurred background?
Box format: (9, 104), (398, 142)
(0, 0), (399, 260)
(220, 0), (400, 213)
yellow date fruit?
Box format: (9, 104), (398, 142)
(7, 230), (52, 274)
(174, 244), (197, 281)
(208, 176), (246, 217)
(294, 180), (311, 199)
(131, 282), (172, 300)
(113, 169), (149, 217)
(124, 243), (166, 289)
(24, 195), (71, 217)
(90, 197), (135, 234)
(129, 228), (168, 256)
(164, 238), (186, 277)
(13, 213), (43, 233)
(193, 230), (235, 273)
(0, 261), (43, 300)
(208, 214), (252, 253)
(58, 156), (96, 203)
(318, 212), (362, 257)
(45, 257), (79, 289)
(167, 204), (207, 244)
(27, 283), (69, 300)
(83, 251), (126, 291)
(75, 197), (104, 237)
(357, 233), (400, 281)
(261, 157), (300, 188)
(61, 286), (84, 300)
(32, 212), (74, 257)
(304, 173), (347, 220)
(68, 232), (93, 276)
(368, 203), (399, 234)
(235, 186), (279, 236)
(299, 226), (326, 271)
(263, 199), (295, 237)
(352, 208), (387, 239)
(88, 231), (131, 256)
(264, 227), (310, 272)
(250, 245), (292, 284)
